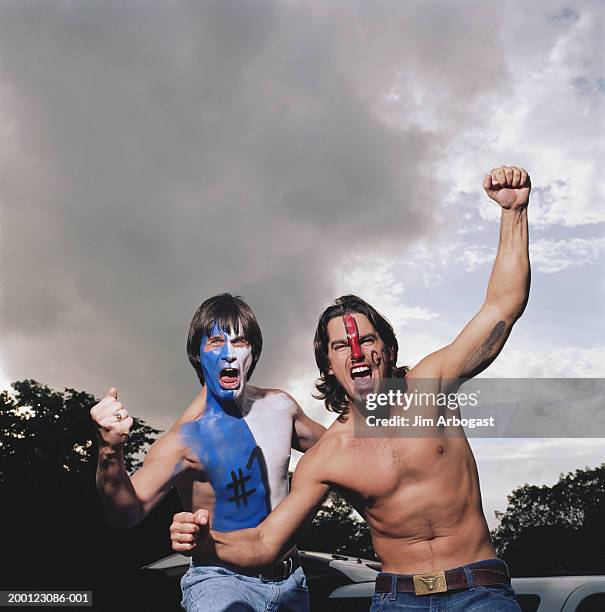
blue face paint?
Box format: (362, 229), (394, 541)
(200, 323), (253, 402)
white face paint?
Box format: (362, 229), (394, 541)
(200, 323), (253, 401)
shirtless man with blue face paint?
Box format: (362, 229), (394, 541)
(91, 293), (325, 612)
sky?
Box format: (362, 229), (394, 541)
(1, 0), (604, 529)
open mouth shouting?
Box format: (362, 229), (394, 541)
(350, 362), (375, 393)
(219, 367), (241, 390)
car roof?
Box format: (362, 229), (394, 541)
(143, 550), (379, 582)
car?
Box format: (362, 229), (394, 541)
(141, 552), (605, 611)
(140, 550), (377, 611)
(511, 576), (605, 612)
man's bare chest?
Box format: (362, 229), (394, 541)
(332, 437), (452, 503)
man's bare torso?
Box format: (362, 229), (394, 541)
(316, 415), (496, 574)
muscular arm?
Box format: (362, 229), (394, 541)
(410, 166), (531, 382)
(96, 429), (190, 528)
(205, 446), (330, 567)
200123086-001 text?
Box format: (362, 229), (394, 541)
(0, 591), (92, 607)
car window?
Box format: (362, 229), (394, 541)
(576, 593), (605, 612)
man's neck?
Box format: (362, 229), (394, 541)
(206, 392), (242, 417)
(345, 396), (393, 429)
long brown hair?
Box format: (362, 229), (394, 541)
(187, 293), (262, 386)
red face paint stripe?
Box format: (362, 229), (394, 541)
(343, 314), (364, 361)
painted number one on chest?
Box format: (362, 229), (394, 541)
(226, 446), (264, 509)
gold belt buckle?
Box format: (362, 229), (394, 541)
(412, 571), (447, 595)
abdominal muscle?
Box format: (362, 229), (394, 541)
(370, 508), (496, 574)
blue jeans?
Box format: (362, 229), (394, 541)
(371, 559), (520, 611)
(180, 563), (309, 612)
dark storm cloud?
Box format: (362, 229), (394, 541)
(0, 0), (510, 426)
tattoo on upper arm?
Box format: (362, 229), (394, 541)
(461, 320), (506, 376)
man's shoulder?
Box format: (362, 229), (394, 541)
(246, 386), (299, 413)
(247, 385), (293, 399)
(145, 427), (191, 462)
(304, 423), (349, 461)
(294, 426), (349, 483)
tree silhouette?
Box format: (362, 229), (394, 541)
(0, 380), (180, 611)
(0, 379), (158, 483)
(300, 491), (375, 559)
(491, 464), (605, 575)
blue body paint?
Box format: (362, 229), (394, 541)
(180, 401), (270, 531)
(179, 323), (270, 531)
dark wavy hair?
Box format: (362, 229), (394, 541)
(314, 295), (408, 418)
(187, 293), (263, 386)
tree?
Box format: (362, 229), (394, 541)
(300, 490), (375, 559)
(0, 380), (178, 611)
(0, 379), (159, 485)
(491, 464), (605, 575)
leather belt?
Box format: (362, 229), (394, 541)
(192, 554), (300, 582)
(375, 563), (510, 596)
(257, 555), (300, 582)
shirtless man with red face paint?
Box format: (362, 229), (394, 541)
(171, 166), (530, 611)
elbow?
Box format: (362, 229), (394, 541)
(485, 294), (530, 324)
(506, 294), (530, 322)
(213, 528), (281, 568)
(515, 298), (529, 321)
(252, 550), (280, 567)
(486, 273), (531, 319)
(236, 531), (280, 567)
(257, 533), (281, 567)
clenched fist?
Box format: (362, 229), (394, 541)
(90, 387), (134, 449)
(483, 165), (531, 210)
(170, 509), (210, 555)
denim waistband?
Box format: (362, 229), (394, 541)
(191, 552), (301, 581)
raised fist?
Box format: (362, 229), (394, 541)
(90, 387), (133, 449)
(483, 165), (531, 210)
(170, 509), (210, 555)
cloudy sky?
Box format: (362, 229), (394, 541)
(1, 0), (603, 528)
